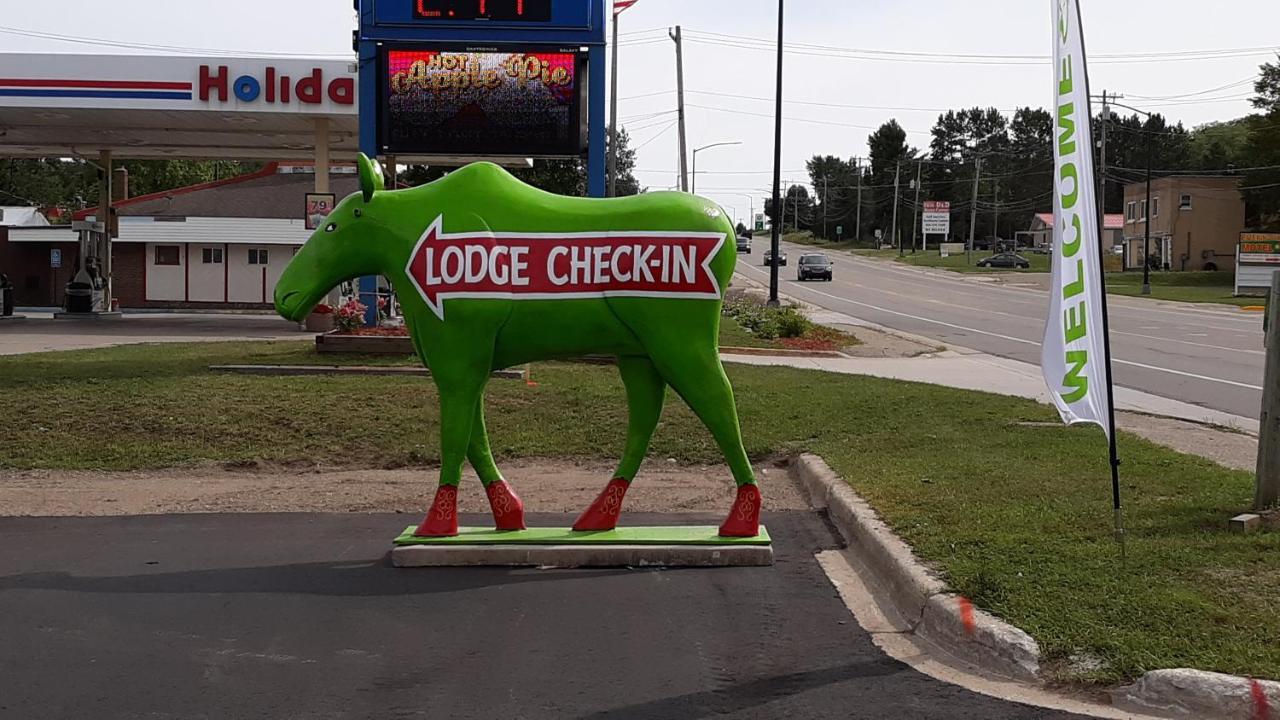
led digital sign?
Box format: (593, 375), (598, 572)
(381, 48), (584, 157)
(413, 0), (553, 22)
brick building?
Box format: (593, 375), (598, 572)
(1121, 176), (1244, 272)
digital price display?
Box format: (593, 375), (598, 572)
(381, 48), (585, 157)
(413, 0), (553, 22)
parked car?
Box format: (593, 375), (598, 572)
(796, 253), (833, 281)
(736, 235), (752, 254)
(763, 249), (787, 267)
(976, 252), (1031, 269)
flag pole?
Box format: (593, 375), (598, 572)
(1074, 0), (1125, 558)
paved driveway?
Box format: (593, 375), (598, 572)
(0, 511), (1089, 719)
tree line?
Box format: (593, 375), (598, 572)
(0, 129), (642, 218)
(765, 55), (1280, 245)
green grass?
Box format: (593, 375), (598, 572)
(858, 250), (1254, 307)
(1105, 271), (1260, 307)
(855, 248), (1053, 273)
(779, 230), (863, 252)
(0, 341), (1274, 685)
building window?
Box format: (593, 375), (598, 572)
(248, 248), (269, 265)
(1180, 194), (1192, 210)
(1152, 197), (1159, 218)
(1139, 200), (1148, 221)
(154, 245), (180, 266)
(202, 247), (223, 264)
(1126, 202), (1136, 221)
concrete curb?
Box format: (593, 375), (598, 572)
(792, 453), (1040, 681)
(1112, 670), (1280, 720)
(798, 453), (1280, 718)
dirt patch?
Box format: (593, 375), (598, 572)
(0, 458), (808, 517)
(1115, 411), (1258, 472)
(831, 325), (941, 358)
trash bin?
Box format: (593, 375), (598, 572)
(65, 282), (94, 313)
(0, 274), (12, 317)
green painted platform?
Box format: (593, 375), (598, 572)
(392, 525), (772, 547)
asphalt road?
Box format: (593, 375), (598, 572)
(0, 512), (1089, 719)
(739, 243), (1266, 419)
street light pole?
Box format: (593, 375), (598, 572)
(691, 141), (742, 196)
(767, 0), (784, 307)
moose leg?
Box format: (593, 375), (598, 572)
(573, 355), (666, 531)
(647, 347), (761, 537)
(468, 399), (525, 531)
(413, 369), (490, 538)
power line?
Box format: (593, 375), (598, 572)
(0, 24), (349, 58)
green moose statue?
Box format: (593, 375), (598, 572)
(274, 154), (761, 537)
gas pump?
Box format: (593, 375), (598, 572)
(64, 221), (108, 314)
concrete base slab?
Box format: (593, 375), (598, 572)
(391, 543), (774, 567)
(391, 525), (774, 567)
(53, 311), (124, 320)
(0, 314), (26, 321)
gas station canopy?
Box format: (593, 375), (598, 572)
(0, 53), (359, 160)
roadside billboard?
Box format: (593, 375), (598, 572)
(922, 200), (950, 235)
(1236, 232), (1280, 295)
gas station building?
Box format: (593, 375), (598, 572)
(0, 52), (359, 310)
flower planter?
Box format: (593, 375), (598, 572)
(315, 331), (416, 355)
(303, 312), (335, 333)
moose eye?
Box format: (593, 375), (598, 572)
(324, 222), (338, 233)
(353, 208), (363, 218)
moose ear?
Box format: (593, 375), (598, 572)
(357, 152), (385, 203)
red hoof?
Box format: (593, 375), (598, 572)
(572, 478), (629, 531)
(413, 485), (459, 537)
(719, 484), (762, 537)
(486, 480), (526, 531)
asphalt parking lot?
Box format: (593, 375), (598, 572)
(0, 511), (1090, 719)
(0, 312), (305, 355)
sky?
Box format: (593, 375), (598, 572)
(2, 0), (1278, 226)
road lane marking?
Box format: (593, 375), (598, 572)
(740, 264), (1265, 392)
(746, 260), (1265, 356)
(825, 251), (1265, 328)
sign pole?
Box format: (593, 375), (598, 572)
(766, 0), (784, 307)
(1256, 272), (1280, 510)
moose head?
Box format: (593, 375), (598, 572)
(274, 153), (398, 321)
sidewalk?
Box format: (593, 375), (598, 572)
(0, 312), (305, 356)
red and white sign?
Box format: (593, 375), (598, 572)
(922, 201), (951, 235)
(406, 216), (726, 319)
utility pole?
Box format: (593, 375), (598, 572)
(608, 10), (621, 196)
(1142, 130), (1153, 295)
(967, 156), (982, 264)
(993, 178), (1000, 250)
(767, 0), (784, 306)
(669, 26), (689, 192)
(1256, 272), (1280, 510)
(910, 159), (922, 253)
(855, 157), (862, 244)
(822, 175), (829, 240)
(892, 162), (902, 255)
(1099, 91), (1109, 241)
